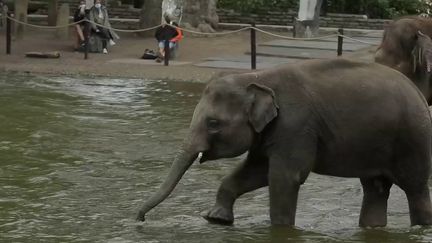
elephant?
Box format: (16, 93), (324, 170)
(375, 16), (432, 104)
(136, 58), (432, 227)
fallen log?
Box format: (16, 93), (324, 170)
(25, 51), (60, 58)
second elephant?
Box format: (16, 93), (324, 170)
(375, 16), (432, 104)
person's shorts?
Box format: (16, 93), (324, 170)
(158, 41), (176, 49)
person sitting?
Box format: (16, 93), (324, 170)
(73, 0), (86, 51)
(88, 0), (119, 54)
(154, 17), (183, 62)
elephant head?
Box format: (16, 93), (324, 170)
(375, 17), (432, 103)
(412, 31), (432, 74)
(136, 75), (279, 221)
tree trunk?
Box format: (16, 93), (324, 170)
(294, 0), (323, 38)
(14, 0), (28, 40)
(139, 0), (162, 37)
(55, 3), (69, 39)
(139, 0), (219, 36)
(182, 0), (219, 33)
(47, 0), (58, 26)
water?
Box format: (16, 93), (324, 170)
(0, 73), (431, 242)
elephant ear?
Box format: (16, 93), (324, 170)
(246, 83), (279, 133)
(413, 31), (432, 73)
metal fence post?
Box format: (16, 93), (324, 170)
(84, 19), (89, 59)
(6, 12), (11, 55)
(250, 22), (256, 70)
(337, 28), (344, 56)
(164, 39), (170, 66)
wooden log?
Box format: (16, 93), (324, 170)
(25, 51), (61, 58)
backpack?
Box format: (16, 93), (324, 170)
(141, 49), (158, 59)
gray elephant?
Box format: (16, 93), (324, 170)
(137, 59), (432, 227)
(375, 16), (432, 104)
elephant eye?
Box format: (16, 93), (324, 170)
(207, 118), (221, 131)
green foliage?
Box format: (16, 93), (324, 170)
(217, 0), (298, 13)
(217, 0), (430, 18)
(327, 0), (428, 18)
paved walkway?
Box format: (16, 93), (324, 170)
(195, 30), (382, 70)
(0, 27), (381, 81)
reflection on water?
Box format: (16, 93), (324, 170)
(0, 73), (431, 242)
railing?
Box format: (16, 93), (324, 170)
(3, 14), (381, 68)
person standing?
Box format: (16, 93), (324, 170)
(154, 17), (182, 62)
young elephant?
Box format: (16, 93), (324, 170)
(137, 59), (432, 227)
(375, 16), (432, 104)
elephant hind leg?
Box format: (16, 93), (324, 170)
(392, 150), (432, 225)
(405, 185), (432, 226)
(359, 177), (392, 227)
(203, 152), (268, 225)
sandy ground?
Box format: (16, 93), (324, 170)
(0, 27), (376, 82)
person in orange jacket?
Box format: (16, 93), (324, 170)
(154, 18), (183, 61)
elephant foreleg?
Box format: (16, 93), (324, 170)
(267, 133), (316, 226)
(203, 153), (268, 225)
(359, 177), (392, 227)
(268, 159), (302, 226)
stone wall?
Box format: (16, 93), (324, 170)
(27, 14), (140, 30)
(51, 1), (141, 19)
(217, 9), (391, 30)
(26, 4), (391, 30)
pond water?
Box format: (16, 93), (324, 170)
(0, 73), (431, 242)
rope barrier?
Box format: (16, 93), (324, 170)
(86, 19), (162, 33)
(338, 34), (380, 45)
(251, 26), (339, 41)
(5, 14), (382, 45)
(174, 25), (251, 36)
(6, 14), (84, 29)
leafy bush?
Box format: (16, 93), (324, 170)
(217, 0), (298, 13)
(217, 0), (430, 18)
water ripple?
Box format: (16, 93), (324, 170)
(0, 73), (431, 242)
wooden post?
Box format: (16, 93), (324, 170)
(250, 22), (256, 70)
(292, 17), (297, 38)
(164, 39), (170, 66)
(6, 13), (11, 54)
(337, 28), (344, 56)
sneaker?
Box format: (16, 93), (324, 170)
(109, 39), (116, 46)
(103, 48), (108, 54)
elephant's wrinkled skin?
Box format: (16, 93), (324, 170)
(137, 59), (432, 227)
(375, 16), (432, 104)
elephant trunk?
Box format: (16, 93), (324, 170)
(136, 146), (198, 221)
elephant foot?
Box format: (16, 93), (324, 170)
(202, 206), (234, 225)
